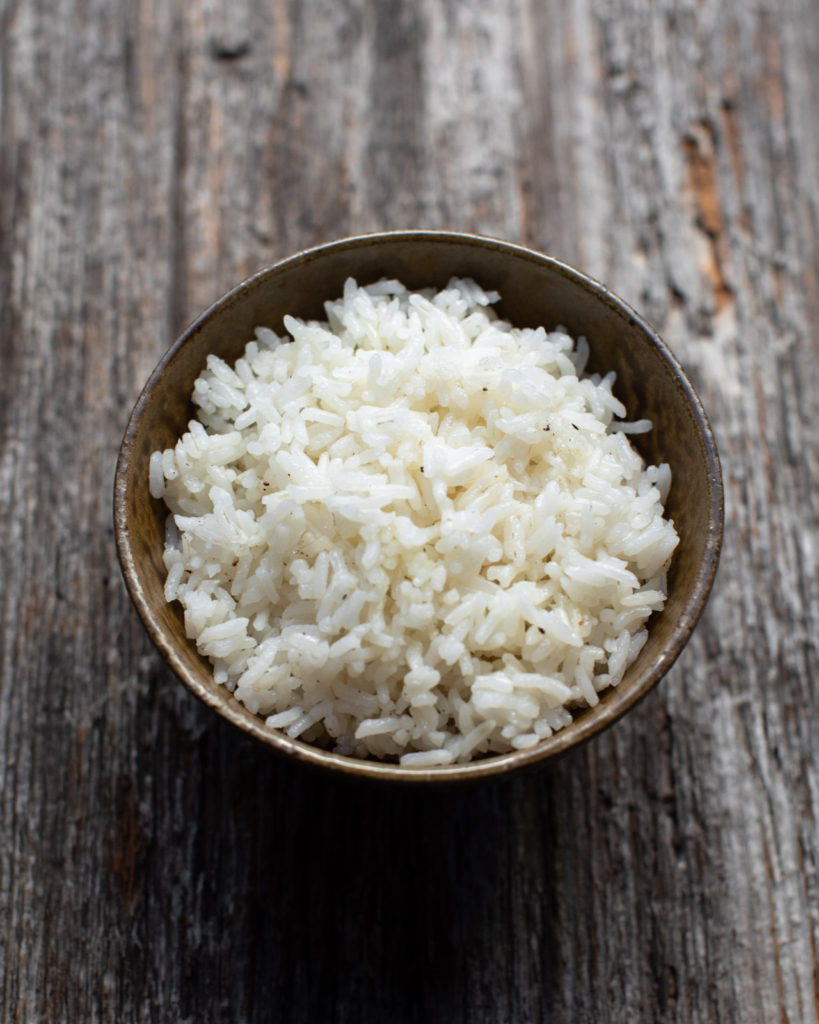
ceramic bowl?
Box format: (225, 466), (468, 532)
(114, 231), (723, 782)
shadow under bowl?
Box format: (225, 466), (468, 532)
(114, 231), (723, 783)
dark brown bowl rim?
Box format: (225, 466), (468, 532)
(114, 230), (724, 783)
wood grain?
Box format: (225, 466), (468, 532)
(1, 0), (817, 1020)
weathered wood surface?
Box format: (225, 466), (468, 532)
(2, 0), (818, 1020)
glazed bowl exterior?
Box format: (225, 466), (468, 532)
(114, 232), (723, 782)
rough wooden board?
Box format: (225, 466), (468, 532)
(1, 0), (818, 1020)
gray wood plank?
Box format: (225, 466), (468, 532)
(1, 0), (818, 1020)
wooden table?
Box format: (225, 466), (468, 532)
(2, 1), (817, 1020)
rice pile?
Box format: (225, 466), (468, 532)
(150, 277), (678, 767)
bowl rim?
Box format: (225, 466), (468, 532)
(114, 229), (724, 783)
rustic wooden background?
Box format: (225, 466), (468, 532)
(2, 0), (818, 1020)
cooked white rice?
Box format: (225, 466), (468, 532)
(150, 277), (678, 766)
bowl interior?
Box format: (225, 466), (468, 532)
(115, 233), (722, 782)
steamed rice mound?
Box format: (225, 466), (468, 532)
(150, 278), (679, 767)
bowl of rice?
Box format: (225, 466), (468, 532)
(114, 232), (722, 781)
